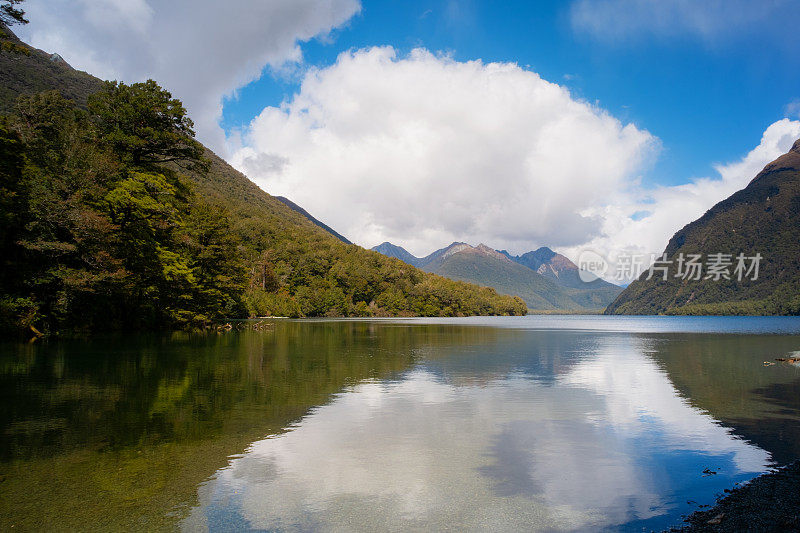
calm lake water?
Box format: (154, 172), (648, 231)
(3, 316), (800, 531)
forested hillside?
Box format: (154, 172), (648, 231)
(606, 139), (800, 315)
(0, 30), (527, 335)
(274, 195), (352, 244)
(0, 23), (102, 113)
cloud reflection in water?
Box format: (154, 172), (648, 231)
(182, 332), (770, 532)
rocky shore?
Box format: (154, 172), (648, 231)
(670, 461), (800, 531)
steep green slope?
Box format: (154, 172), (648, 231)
(275, 195), (352, 244)
(190, 151), (527, 318)
(0, 34), (527, 332)
(607, 139), (800, 315)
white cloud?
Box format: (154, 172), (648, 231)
(230, 46), (800, 282)
(570, 0), (800, 46)
(232, 46), (657, 256)
(564, 118), (800, 281)
(18, 0), (362, 153)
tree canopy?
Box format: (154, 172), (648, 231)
(1, 82), (246, 334)
(88, 80), (207, 171)
(0, 0), (28, 54)
(1, 0), (26, 26)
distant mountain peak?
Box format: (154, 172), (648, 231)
(440, 242), (472, 259)
(371, 242), (422, 267)
(501, 246), (618, 291)
(505, 247), (575, 275)
(372, 240), (621, 310)
(372, 241), (502, 269)
(474, 243), (512, 262)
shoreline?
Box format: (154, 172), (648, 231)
(669, 461), (800, 531)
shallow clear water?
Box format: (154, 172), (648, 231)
(3, 316), (800, 531)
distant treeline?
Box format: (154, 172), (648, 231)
(0, 80), (526, 334)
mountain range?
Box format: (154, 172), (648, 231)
(372, 242), (622, 311)
(607, 137), (800, 315)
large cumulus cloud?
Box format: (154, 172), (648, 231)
(232, 46), (657, 256)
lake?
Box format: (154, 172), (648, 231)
(2, 316), (800, 531)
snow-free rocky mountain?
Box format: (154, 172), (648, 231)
(372, 242), (622, 311)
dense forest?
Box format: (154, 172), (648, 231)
(0, 83), (250, 332)
(0, 27), (526, 335)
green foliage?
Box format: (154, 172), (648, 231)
(1, 0), (27, 26)
(240, 244), (527, 319)
(88, 80), (206, 171)
(0, 118), (23, 277)
(0, 296), (38, 332)
(0, 30), (28, 55)
(0, 85), (246, 334)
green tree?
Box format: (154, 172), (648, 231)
(0, 83), (252, 334)
(182, 200), (248, 322)
(1, 0), (26, 25)
(4, 93), (128, 332)
(0, 119), (24, 277)
(0, 119), (32, 331)
(88, 80), (207, 171)
(1, 0), (29, 54)
(104, 171), (190, 324)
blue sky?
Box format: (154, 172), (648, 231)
(220, 0), (800, 189)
